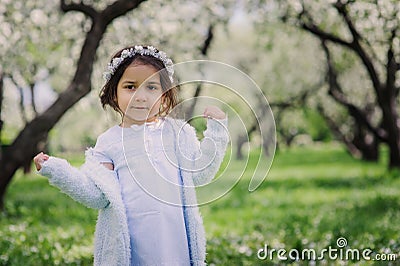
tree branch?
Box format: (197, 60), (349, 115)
(269, 81), (321, 109)
(101, 0), (147, 25)
(298, 7), (353, 48)
(333, 1), (361, 41)
(316, 104), (362, 158)
(60, 0), (98, 20)
(201, 24), (214, 55)
(321, 41), (387, 142)
(8, 75), (28, 124)
(333, 0), (383, 95)
(30, 82), (38, 116)
(300, 21), (353, 48)
(186, 24), (215, 119)
(17, 87), (27, 124)
(298, 2), (383, 96)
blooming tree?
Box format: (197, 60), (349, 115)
(0, 0), (147, 209)
(274, 0), (400, 167)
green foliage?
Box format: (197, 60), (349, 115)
(189, 117), (207, 139)
(1, 145), (399, 265)
(80, 135), (97, 149)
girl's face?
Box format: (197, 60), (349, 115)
(116, 63), (163, 126)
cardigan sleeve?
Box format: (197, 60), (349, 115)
(179, 118), (229, 186)
(39, 156), (110, 209)
(92, 133), (114, 164)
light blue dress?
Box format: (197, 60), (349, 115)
(93, 119), (190, 265)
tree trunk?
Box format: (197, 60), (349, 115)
(353, 130), (379, 162)
(381, 46), (400, 167)
(381, 99), (400, 168)
(0, 155), (18, 210)
(0, 0), (147, 209)
(185, 84), (202, 120)
(0, 71), (4, 209)
(0, 70), (4, 146)
(236, 134), (247, 160)
(236, 123), (257, 160)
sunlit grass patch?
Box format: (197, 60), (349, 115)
(202, 145), (399, 265)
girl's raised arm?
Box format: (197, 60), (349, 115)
(33, 152), (49, 171)
(179, 106), (229, 186)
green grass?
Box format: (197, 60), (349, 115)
(1, 144), (399, 265)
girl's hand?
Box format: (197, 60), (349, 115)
(33, 152), (49, 171)
(203, 106), (226, 120)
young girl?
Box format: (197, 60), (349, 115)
(34, 45), (229, 266)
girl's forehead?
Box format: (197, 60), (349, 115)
(122, 63), (159, 81)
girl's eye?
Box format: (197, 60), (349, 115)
(147, 85), (159, 91)
(125, 85), (136, 90)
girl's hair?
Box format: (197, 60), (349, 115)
(99, 45), (179, 117)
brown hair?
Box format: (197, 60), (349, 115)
(99, 45), (179, 117)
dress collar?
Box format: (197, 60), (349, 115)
(129, 118), (164, 131)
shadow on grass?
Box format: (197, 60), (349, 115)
(208, 172), (384, 197)
(326, 194), (400, 238)
(262, 174), (383, 191)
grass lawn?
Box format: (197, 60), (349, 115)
(0, 144), (399, 265)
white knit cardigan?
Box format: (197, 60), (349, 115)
(39, 118), (229, 266)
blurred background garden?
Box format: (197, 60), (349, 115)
(0, 0), (399, 265)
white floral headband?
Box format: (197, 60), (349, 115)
(103, 45), (174, 83)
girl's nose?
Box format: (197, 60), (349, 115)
(133, 87), (146, 102)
